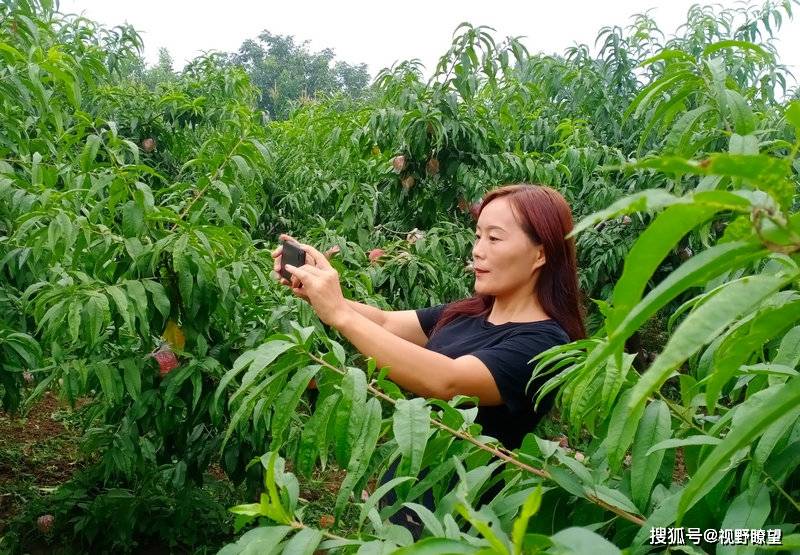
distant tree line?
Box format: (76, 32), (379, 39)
(121, 32), (370, 120)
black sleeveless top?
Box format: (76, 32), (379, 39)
(416, 303), (570, 450)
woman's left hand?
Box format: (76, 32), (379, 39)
(277, 233), (353, 328)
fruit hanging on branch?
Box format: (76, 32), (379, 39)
(324, 244), (341, 259)
(401, 175), (415, 191)
(150, 343), (180, 377)
(368, 248), (384, 264)
(426, 157), (439, 176)
(470, 202), (481, 220)
(458, 197), (481, 220)
(391, 155), (406, 173)
(140, 138), (156, 153)
(37, 514), (54, 535)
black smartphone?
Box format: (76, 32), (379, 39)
(279, 239), (306, 280)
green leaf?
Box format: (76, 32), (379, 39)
(645, 435), (721, 456)
(608, 201), (727, 331)
(632, 487), (684, 547)
(454, 500), (512, 554)
(581, 240), (764, 383)
(752, 406), (800, 475)
(550, 527), (621, 555)
(725, 89), (756, 135)
(85, 295), (109, 346)
(124, 280), (149, 336)
(216, 268), (230, 301)
(628, 272), (793, 422)
(227, 503), (262, 517)
(80, 134), (101, 172)
(334, 397), (383, 521)
(359, 476), (416, 529)
(707, 57), (729, 121)
(213, 341), (295, 411)
(631, 400), (671, 511)
(393, 397), (432, 498)
(706, 154), (790, 195)
(638, 49), (694, 67)
(626, 71), (692, 120)
(261, 451), (291, 523)
(333, 367), (367, 467)
(707, 299), (800, 411)
(120, 359), (141, 401)
(106, 285), (133, 333)
(163, 363), (195, 406)
(224, 525), (293, 554)
(604, 388), (646, 472)
(122, 201), (144, 237)
(569, 190), (680, 237)
(718, 485), (770, 555)
(512, 486), (542, 554)
(729, 133), (759, 155)
(281, 528), (324, 555)
(785, 101), (800, 129)
(221, 372), (282, 452)
(142, 280), (171, 320)
(677, 377), (800, 521)
(95, 362), (122, 405)
(231, 155), (252, 179)
(392, 538), (480, 554)
(269, 364), (320, 449)
(665, 105), (713, 154)
(296, 393), (339, 478)
(401, 501), (445, 537)
(67, 301), (81, 344)
(588, 484), (641, 515)
(601, 352), (634, 415)
(774, 325), (800, 368)
(702, 40), (773, 61)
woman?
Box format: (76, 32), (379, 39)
(271, 184), (585, 538)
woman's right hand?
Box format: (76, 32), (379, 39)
(272, 243), (317, 391)
(271, 242), (310, 301)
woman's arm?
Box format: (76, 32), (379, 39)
(333, 309), (502, 403)
(344, 299), (386, 326)
(344, 300), (429, 347)
(274, 235), (500, 402)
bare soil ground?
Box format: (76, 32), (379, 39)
(0, 392), (85, 535)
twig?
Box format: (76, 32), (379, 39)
(305, 351), (646, 526)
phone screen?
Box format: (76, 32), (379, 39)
(280, 240), (306, 279)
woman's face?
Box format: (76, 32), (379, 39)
(471, 197), (546, 296)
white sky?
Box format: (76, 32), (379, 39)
(61, 0), (799, 88)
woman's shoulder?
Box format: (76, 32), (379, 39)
(509, 319), (571, 345)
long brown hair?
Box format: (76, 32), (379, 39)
(430, 184), (586, 341)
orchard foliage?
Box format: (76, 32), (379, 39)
(1, 0), (799, 553)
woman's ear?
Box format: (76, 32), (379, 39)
(531, 247), (546, 272)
